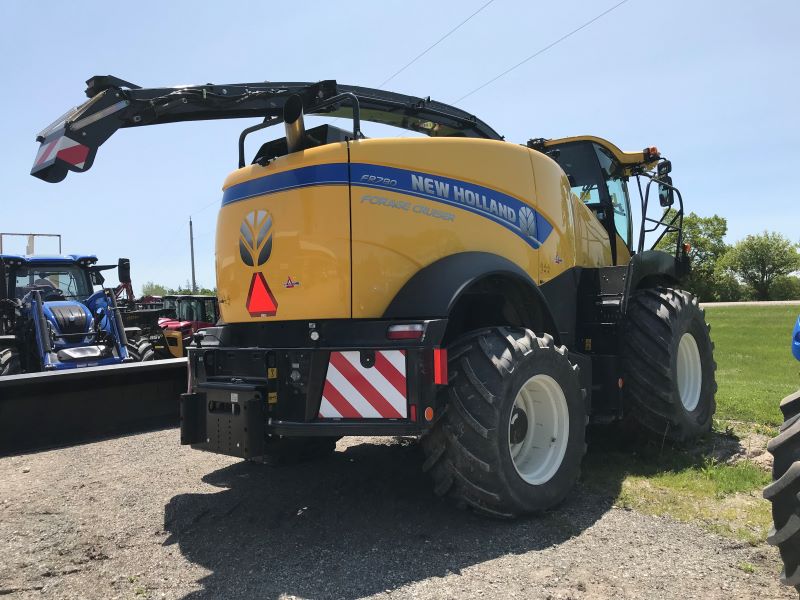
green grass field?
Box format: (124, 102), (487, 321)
(584, 303), (800, 543)
(706, 304), (800, 425)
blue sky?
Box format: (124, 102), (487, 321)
(1, 1), (797, 292)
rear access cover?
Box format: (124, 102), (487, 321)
(215, 144), (352, 323)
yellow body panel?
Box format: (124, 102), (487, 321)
(215, 136), (620, 324)
(527, 150), (576, 282)
(163, 330), (184, 359)
(571, 196), (612, 267)
(349, 138), (539, 317)
(217, 143), (351, 323)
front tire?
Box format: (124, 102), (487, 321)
(623, 288), (717, 442)
(0, 346), (21, 376)
(765, 389), (800, 591)
(422, 327), (586, 517)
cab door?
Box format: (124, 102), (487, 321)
(547, 141), (633, 266)
(595, 145), (633, 265)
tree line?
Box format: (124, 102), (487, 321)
(140, 281), (216, 297)
(656, 212), (800, 301)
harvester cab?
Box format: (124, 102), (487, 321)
(0, 254), (138, 374)
(529, 136), (685, 269)
(31, 75), (716, 518)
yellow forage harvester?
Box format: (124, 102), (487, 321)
(32, 76), (716, 517)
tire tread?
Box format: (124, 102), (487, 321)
(421, 327), (585, 517)
(766, 394), (800, 593)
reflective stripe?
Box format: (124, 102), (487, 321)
(318, 396), (344, 419)
(324, 362), (382, 419)
(339, 351), (405, 416)
(382, 349), (406, 376)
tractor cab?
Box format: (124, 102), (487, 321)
(7, 256), (96, 302)
(158, 294), (219, 357)
(158, 295), (218, 328)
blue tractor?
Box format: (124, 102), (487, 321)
(0, 254), (152, 375)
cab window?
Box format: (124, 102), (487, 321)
(13, 265), (92, 299)
(607, 177), (631, 246)
(203, 298), (217, 323)
(551, 143), (604, 206)
(593, 144), (632, 249)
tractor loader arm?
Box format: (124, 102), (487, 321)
(31, 75), (501, 183)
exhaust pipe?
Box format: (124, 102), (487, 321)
(284, 94), (307, 154)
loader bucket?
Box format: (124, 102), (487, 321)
(0, 358), (186, 456)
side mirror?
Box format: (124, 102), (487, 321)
(657, 160), (672, 177)
(658, 175), (675, 207)
(118, 258), (131, 284)
(90, 270), (105, 286)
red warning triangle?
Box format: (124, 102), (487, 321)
(246, 272), (278, 316)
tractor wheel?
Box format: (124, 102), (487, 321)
(422, 327), (586, 518)
(622, 288), (717, 443)
(126, 340), (155, 362)
(0, 346), (21, 376)
(765, 391), (800, 591)
(780, 389), (800, 422)
(258, 437), (339, 466)
(136, 340), (155, 361)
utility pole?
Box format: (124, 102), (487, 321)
(189, 217), (197, 293)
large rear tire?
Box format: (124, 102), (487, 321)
(422, 327), (586, 518)
(765, 390), (800, 591)
(622, 288), (717, 442)
(0, 346), (21, 376)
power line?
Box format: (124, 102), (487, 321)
(376, 0), (496, 89)
(190, 197), (220, 218)
(453, 0), (631, 103)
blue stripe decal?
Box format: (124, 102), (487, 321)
(349, 163), (551, 249)
(222, 163), (349, 206)
(221, 161), (552, 249)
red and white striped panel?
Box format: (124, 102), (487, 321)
(318, 350), (407, 419)
(33, 135), (90, 169)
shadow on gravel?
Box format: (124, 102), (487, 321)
(163, 438), (620, 600)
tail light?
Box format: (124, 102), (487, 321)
(433, 348), (448, 385)
(386, 323), (424, 340)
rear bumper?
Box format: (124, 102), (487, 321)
(181, 319), (447, 459)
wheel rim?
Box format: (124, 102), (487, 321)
(676, 332), (702, 412)
(508, 374), (570, 485)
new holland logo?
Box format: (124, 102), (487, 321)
(518, 206), (537, 240)
(239, 209), (273, 266)
(239, 210), (278, 316)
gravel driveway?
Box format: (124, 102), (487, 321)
(0, 430), (791, 599)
